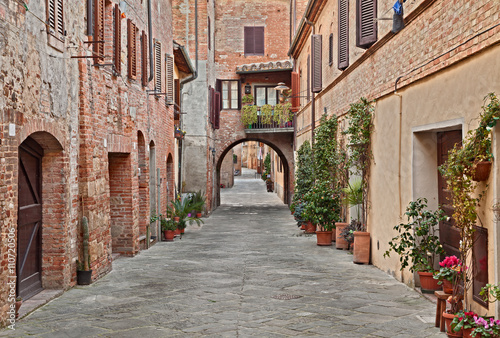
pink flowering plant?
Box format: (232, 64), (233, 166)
(471, 315), (500, 338)
(451, 311), (477, 332)
(433, 255), (462, 285)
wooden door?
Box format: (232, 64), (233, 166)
(437, 131), (462, 258)
(17, 137), (44, 299)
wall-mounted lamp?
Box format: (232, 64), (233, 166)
(209, 147), (216, 157)
(274, 82), (290, 103)
(244, 84), (251, 94)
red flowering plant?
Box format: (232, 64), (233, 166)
(450, 311), (477, 333)
(433, 255), (463, 285)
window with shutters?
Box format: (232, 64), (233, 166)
(338, 0), (349, 70)
(244, 27), (265, 56)
(93, 0), (105, 64)
(311, 34), (322, 93)
(219, 80), (241, 110)
(356, 0), (377, 49)
(165, 54), (174, 105)
(127, 20), (137, 79)
(254, 86), (278, 106)
(209, 86), (214, 125)
(141, 31), (148, 86)
(154, 41), (162, 93)
(113, 4), (121, 74)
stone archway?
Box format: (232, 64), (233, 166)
(215, 134), (294, 208)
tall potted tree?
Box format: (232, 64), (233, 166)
(384, 198), (446, 293)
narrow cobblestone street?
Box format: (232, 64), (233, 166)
(2, 169), (445, 337)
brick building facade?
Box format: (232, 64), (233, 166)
(0, 0), (184, 326)
(290, 0), (500, 315)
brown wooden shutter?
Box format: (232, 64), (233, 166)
(93, 0), (105, 64)
(165, 54), (174, 104)
(328, 33), (333, 66)
(208, 17), (211, 50)
(237, 79), (242, 110)
(113, 5), (121, 74)
(141, 31), (148, 86)
(57, 0), (64, 35)
(306, 55), (310, 102)
(311, 34), (322, 93)
(155, 41), (161, 92)
(244, 27), (254, 55)
(254, 27), (264, 55)
(174, 79), (181, 115)
(214, 92), (221, 129)
(338, 0), (349, 70)
(291, 71), (299, 112)
(215, 79), (222, 110)
(209, 86), (214, 125)
(356, 0), (377, 49)
(127, 19), (137, 79)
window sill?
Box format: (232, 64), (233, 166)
(47, 32), (65, 52)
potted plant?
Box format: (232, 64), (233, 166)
(174, 126), (186, 139)
(168, 198), (204, 235)
(274, 102), (292, 126)
(76, 216), (92, 285)
(439, 93), (500, 312)
(433, 256), (462, 294)
(241, 105), (258, 127)
(261, 104), (274, 125)
(291, 141), (314, 220)
(188, 190), (206, 218)
(384, 198), (446, 293)
(161, 217), (177, 241)
(302, 180), (341, 245)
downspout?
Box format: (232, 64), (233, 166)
(305, 19), (315, 145)
(147, 0), (154, 82)
(394, 76), (403, 283)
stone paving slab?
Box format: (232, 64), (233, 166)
(1, 168), (445, 337)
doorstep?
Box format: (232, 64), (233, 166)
(17, 289), (64, 320)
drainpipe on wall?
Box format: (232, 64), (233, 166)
(305, 19), (315, 145)
(394, 76), (404, 284)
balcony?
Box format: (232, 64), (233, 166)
(245, 116), (294, 133)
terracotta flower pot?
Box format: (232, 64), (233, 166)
(442, 312), (463, 337)
(353, 231), (370, 264)
(418, 271), (441, 293)
(304, 221), (316, 234)
(316, 230), (333, 246)
(300, 223), (306, 230)
(442, 279), (454, 294)
(335, 222), (349, 250)
(174, 216), (180, 222)
(472, 161), (491, 182)
(463, 328), (474, 338)
(196, 212), (202, 218)
(164, 230), (175, 241)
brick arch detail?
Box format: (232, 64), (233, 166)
(214, 133), (294, 207)
(18, 119), (66, 150)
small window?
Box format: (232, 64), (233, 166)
(255, 86), (278, 106)
(244, 27), (265, 56)
(328, 33), (333, 66)
(219, 80), (240, 110)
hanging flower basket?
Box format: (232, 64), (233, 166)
(472, 160), (492, 181)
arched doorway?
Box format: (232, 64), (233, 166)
(18, 137), (43, 299)
(215, 138), (291, 208)
(149, 141), (157, 239)
(17, 132), (65, 299)
(166, 153), (174, 205)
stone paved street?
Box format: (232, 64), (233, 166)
(2, 169), (445, 337)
